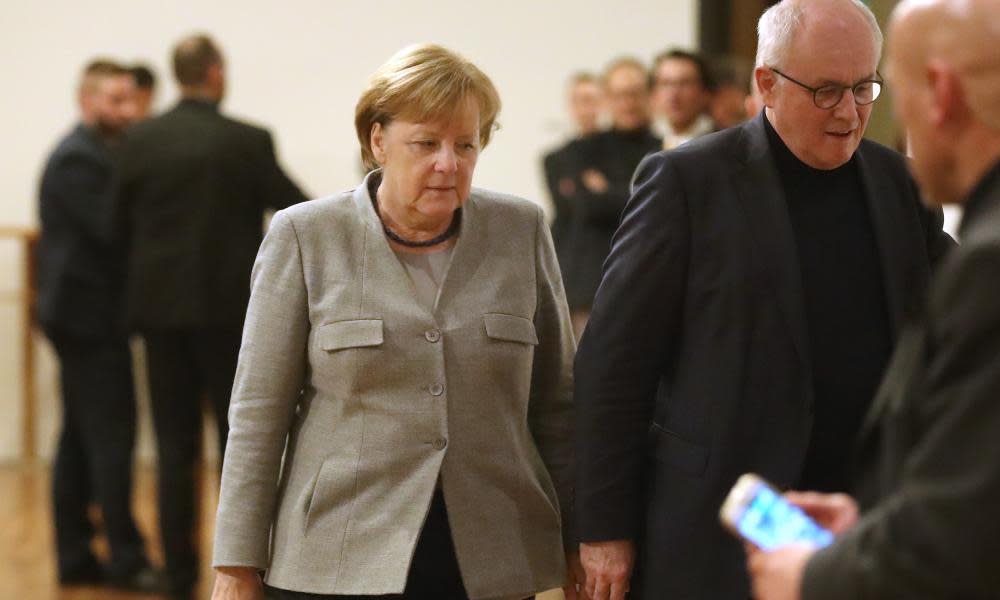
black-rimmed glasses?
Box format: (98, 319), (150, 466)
(770, 67), (883, 109)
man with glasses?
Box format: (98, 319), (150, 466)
(749, 0), (1000, 597)
(574, 1), (953, 599)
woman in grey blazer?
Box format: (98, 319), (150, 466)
(210, 44), (579, 600)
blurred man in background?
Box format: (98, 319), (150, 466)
(543, 72), (603, 286)
(130, 63), (156, 120)
(650, 48), (716, 149)
(113, 33), (306, 599)
(37, 58), (158, 593)
(560, 57), (660, 337)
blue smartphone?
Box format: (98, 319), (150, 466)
(719, 473), (834, 551)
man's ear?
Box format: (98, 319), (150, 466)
(755, 67), (777, 108)
(927, 60), (967, 127)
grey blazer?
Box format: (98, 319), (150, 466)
(212, 172), (575, 599)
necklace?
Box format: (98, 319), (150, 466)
(373, 198), (461, 248)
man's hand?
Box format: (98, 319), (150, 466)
(786, 491), (859, 535)
(211, 566), (263, 600)
(581, 169), (609, 194)
(747, 543), (815, 600)
(580, 540), (635, 600)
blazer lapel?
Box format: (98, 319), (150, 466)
(351, 172), (436, 322)
(733, 115), (814, 383)
(855, 148), (908, 340)
(431, 192), (483, 315)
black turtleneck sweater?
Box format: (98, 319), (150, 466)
(764, 115), (893, 492)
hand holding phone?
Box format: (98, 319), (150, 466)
(719, 473), (834, 551)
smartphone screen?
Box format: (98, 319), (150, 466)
(734, 482), (834, 551)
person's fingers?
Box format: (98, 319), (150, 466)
(592, 577), (610, 600)
(610, 581), (628, 600)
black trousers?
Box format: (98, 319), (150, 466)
(48, 332), (146, 580)
(264, 489), (536, 600)
(143, 329), (241, 591)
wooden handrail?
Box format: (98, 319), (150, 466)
(0, 226), (40, 461)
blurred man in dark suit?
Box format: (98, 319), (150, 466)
(561, 58), (660, 337)
(749, 0), (1000, 597)
(574, 0), (954, 598)
(37, 58), (158, 592)
(542, 72), (602, 305)
(650, 49), (716, 149)
(129, 64), (156, 120)
(114, 33), (306, 599)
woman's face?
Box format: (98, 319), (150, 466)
(371, 98), (481, 226)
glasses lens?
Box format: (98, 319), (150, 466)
(814, 86), (843, 109)
(859, 81), (882, 104)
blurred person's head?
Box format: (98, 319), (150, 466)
(130, 64), (156, 120)
(709, 56), (753, 128)
(173, 33), (225, 102)
(603, 57), (650, 131)
(78, 59), (136, 137)
(651, 49), (715, 132)
(755, 0), (883, 170)
(567, 72), (603, 136)
(889, 0), (1000, 205)
(355, 43), (500, 226)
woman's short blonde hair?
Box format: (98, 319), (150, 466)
(355, 43), (501, 170)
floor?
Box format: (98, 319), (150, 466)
(0, 463), (564, 600)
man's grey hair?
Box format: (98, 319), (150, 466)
(755, 0), (883, 68)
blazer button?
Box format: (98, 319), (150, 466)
(429, 383), (444, 396)
(433, 438), (448, 450)
(425, 329), (441, 343)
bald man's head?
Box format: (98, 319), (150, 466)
(889, 0), (1000, 203)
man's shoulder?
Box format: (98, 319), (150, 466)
(44, 126), (104, 174)
(857, 137), (909, 171)
(638, 125), (746, 177)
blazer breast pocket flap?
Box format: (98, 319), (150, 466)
(318, 319), (384, 351)
(484, 313), (538, 345)
(649, 423), (709, 476)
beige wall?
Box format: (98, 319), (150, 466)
(0, 0), (697, 462)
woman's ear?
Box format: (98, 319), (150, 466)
(370, 122), (386, 165)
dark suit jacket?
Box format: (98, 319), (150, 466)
(574, 113), (953, 599)
(114, 98), (306, 332)
(559, 128), (661, 309)
(37, 124), (126, 339)
(801, 161), (1000, 599)
(542, 138), (582, 271)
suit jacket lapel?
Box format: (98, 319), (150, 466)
(734, 115), (814, 382)
(855, 148), (908, 340)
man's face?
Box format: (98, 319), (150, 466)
(605, 65), (650, 131)
(762, 14), (879, 170)
(83, 74), (137, 135)
(569, 80), (603, 135)
(651, 57), (711, 131)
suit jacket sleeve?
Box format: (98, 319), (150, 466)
(801, 244), (1000, 598)
(574, 153), (691, 542)
(259, 130), (307, 211)
(213, 210), (311, 568)
(527, 204), (577, 546)
(42, 151), (115, 245)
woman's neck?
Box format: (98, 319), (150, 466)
(375, 187), (458, 254)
